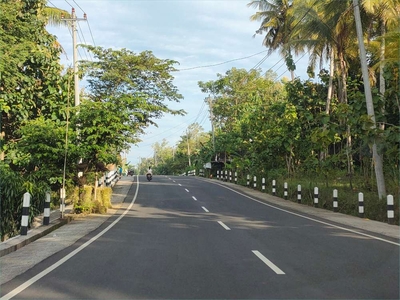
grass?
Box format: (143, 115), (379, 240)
(218, 170), (399, 225)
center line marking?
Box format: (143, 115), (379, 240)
(218, 221), (231, 230)
(202, 206), (209, 212)
(252, 250), (285, 275)
(185, 188), (189, 192)
(178, 183), (182, 186)
(192, 196), (197, 201)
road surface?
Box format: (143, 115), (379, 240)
(1, 175), (399, 299)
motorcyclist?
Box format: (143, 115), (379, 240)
(146, 166), (153, 181)
(147, 166), (152, 176)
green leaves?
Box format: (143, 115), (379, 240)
(67, 45), (185, 173)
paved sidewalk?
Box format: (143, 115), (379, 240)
(0, 176), (135, 285)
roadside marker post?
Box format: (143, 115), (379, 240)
(314, 187), (319, 207)
(297, 185), (301, 203)
(20, 193), (31, 235)
(333, 189), (338, 212)
(272, 180), (276, 196)
(43, 192), (51, 225)
(284, 182), (288, 200)
(358, 192), (364, 218)
(387, 195), (394, 225)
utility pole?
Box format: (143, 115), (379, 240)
(186, 128), (191, 166)
(62, 8), (87, 107)
(352, 0), (386, 199)
(206, 96), (215, 154)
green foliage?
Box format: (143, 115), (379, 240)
(72, 45), (185, 177)
(1, 0), (65, 148)
(0, 162), (50, 240)
(73, 186), (93, 214)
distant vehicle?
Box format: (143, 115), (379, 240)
(146, 173), (152, 181)
(128, 170), (134, 176)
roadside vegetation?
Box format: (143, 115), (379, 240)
(1, 0), (399, 239)
(0, 0), (184, 240)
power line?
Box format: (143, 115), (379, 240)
(64, 0), (73, 8)
(71, 0), (96, 46)
(177, 50), (268, 71)
(277, 51), (309, 79)
(77, 22), (93, 60)
(47, 0), (57, 8)
(86, 19), (97, 47)
(72, 0), (86, 14)
(250, 52), (270, 70)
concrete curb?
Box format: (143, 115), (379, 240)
(0, 215), (74, 258)
(0, 176), (134, 258)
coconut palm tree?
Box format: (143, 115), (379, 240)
(248, 0), (298, 81)
(43, 6), (71, 27)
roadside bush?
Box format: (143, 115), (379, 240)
(73, 185), (93, 214)
(0, 163), (50, 240)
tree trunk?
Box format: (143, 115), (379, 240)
(379, 24), (386, 132)
(353, 0), (386, 199)
(337, 50), (353, 175)
(320, 50), (335, 161)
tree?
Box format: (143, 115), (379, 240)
(0, 0), (65, 160)
(248, 0), (298, 80)
(76, 46), (185, 175)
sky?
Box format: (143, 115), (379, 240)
(47, 0), (310, 166)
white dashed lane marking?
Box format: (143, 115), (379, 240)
(252, 250), (285, 275)
(202, 206), (209, 212)
(217, 221), (231, 230)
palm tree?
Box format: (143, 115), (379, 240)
(362, 0), (399, 127)
(42, 6), (71, 27)
(248, 0), (298, 80)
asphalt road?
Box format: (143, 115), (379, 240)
(1, 175), (399, 299)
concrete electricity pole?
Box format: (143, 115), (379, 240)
(352, 0), (386, 199)
(206, 96), (215, 154)
(62, 8), (87, 107)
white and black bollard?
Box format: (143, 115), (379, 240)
(43, 192), (51, 225)
(247, 175), (250, 187)
(284, 182), (288, 200)
(20, 192), (31, 235)
(314, 187), (319, 207)
(217, 170), (220, 180)
(297, 185), (301, 203)
(229, 171), (232, 182)
(235, 172), (237, 184)
(60, 187), (66, 218)
(262, 178), (265, 192)
(253, 176), (257, 189)
(333, 189), (338, 212)
(272, 180), (276, 196)
(358, 192), (364, 218)
(387, 195), (394, 225)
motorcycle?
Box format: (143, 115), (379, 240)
(146, 173), (152, 181)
